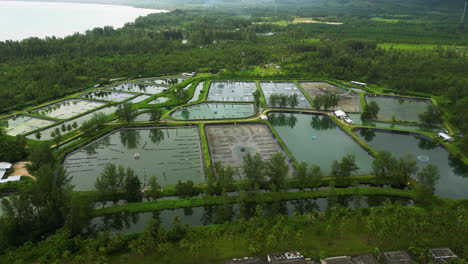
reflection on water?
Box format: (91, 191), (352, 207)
(90, 195), (412, 234)
(119, 129), (141, 150)
(356, 129), (468, 199)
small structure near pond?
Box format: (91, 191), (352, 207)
(351, 81), (366, 86)
(429, 248), (459, 263)
(334, 110), (354, 124)
(381, 250), (412, 264)
(437, 132), (454, 142)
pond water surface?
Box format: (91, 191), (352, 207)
(355, 129), (468, 199)
(171, 103), (256, 120)
(32, 99), (105, 119)
(64, 127), (204, 191)
(0, 115), (55, 136)
(270, 113), (373, 175)
(90, 195), (412, 234)
(365, 95), (432, 123)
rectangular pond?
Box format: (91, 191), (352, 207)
(187, 82), (205, 103)
(64, 127), (204, 191)
(148, 97), (169, 105)
(27, 105), (119, 140)
(347, 113), (441, 133)
(205, 123), (288, 178)
(0, 114), (56, 136)
(129, 94), (152, 104)
(269, 112), (373, 175)
(80, 90), (136, 102)
(207, 81), (257, 102)
(355, 129), (468, 199)
(171, 103), (256, 120)
(108, 82), (169, 94)
(260, 82), (312, 108)
(365, 95), (432, 123)
(31, 99), (106, 119)
(136, 77), (187, 85)
(300, 82), (361, 112)
(90, 195), (412, 234)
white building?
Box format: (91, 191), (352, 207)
(334, 110), (354, 124)
(438, 132), (454, 142)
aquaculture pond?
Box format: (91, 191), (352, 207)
(31, 99), (105, 119)
(355, 129), (468, 199)
(207, 81), (257, 102)
(137, 77), (186, 85)
(64, 127), (204, 191)
(27, 105), (119, 141)
(109, 82), (169, 94)
(205, 123), (288, 178)
(300, 82), (361, 112)
(260, 82), (312, 108)
(129, 94), (152, 104)
(187, 82), (204, 103)
(171, 103), (256, 120)
(0, 115), (55, 136)
(270, 113), (373, 174)
(365, 95), (432, 123)
(80, 90), (135, 102)
(347, 113), (441, 133)
(148, 97), (169, 104)
(90, 195), (412, 234)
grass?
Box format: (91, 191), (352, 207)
(378, 42), (468, 51)
(94, 187), (413, 216)
(370, 17), (401, 23)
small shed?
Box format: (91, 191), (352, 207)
(438, 132), (454, 142)
(320, 256), (352, 264)
(0, 175), (22, 184)
(0, 162), (12, 170)
(351, 81), (366, 86)
(334, 110), (346, 118)
(429, 248), (459, 263)
(260, 115), (268, 121)
(381, 251), (412, 264)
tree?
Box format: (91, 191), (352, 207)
(265, 153), (289, 190)
(417, 164), (440, 193)
(175, 180), (199, 198)
(116, 103), (136, 123)
(269, 94), (279, 107)
(295, 162), (309, 189)
(288, 94), (299, 108)
(149, 108), (164, 123)
(28, 142), (54, 172)
(373, 151), (418, 187)
(243, 153), (265, 190)
(35, 131), (42, 140)
(331, 155), (359, 186)
(145, 176), (161, 199)
(279, 94), (288, 108)
(253, 90), (261, 107)
(80, 112), (107, 136)
(213, 162), (235, 194)
(95, 164), (125, 203)
(308, 165), (323, 189)
(124, 167), (142, 202)
(419, 105), (442, 126)
(361, 101), (380, 121)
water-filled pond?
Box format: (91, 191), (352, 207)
(355, 129), (468, 199)
(208, 81), (257, 102)
(300, 82), (361, 112)
(129, 94), (152, 104)
(31, 99), (106, 119)
(27, 105), (119, 141)
(109, 82), (169, 94)
(64, 127), (204, 191)
(90, 195), (412, 234)
(365, 95), (432, 123)
(80, 90), (135, 102)
(148, 97), (169, 104)
(0, 114), (55, 136)
(137, 77), (187, 85)
(270, 113), (373, 175)
(260, 82), (312, 108)
(347, 113), (440, 133)
(187, 82), (205, 103)
(171, 103), (256, 120)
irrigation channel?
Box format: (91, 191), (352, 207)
(89, 195), (413, 234)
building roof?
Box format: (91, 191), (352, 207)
(381, 251), (412, 264)
(0, 175), (22, 184)
(351, 81), (366, 86)
(225, 257), (267, 264)
(322, 256), (352, 264)
(0, 162), (12, 170)
(268, 252), (307, 264)
(438, 133), (453, 140)
(260, 115), (268, 120)
(334, 110), (346, 117)
(350, 254), (380, 264)
(0, 170), (6, 179)
(430, 248), (458, 263)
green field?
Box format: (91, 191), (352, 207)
(378, 42), (468, 51)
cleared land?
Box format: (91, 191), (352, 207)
(205, 123), (286, 178)
(300, 82), (361, 112)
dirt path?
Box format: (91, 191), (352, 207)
(11, 161), (36, 180)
